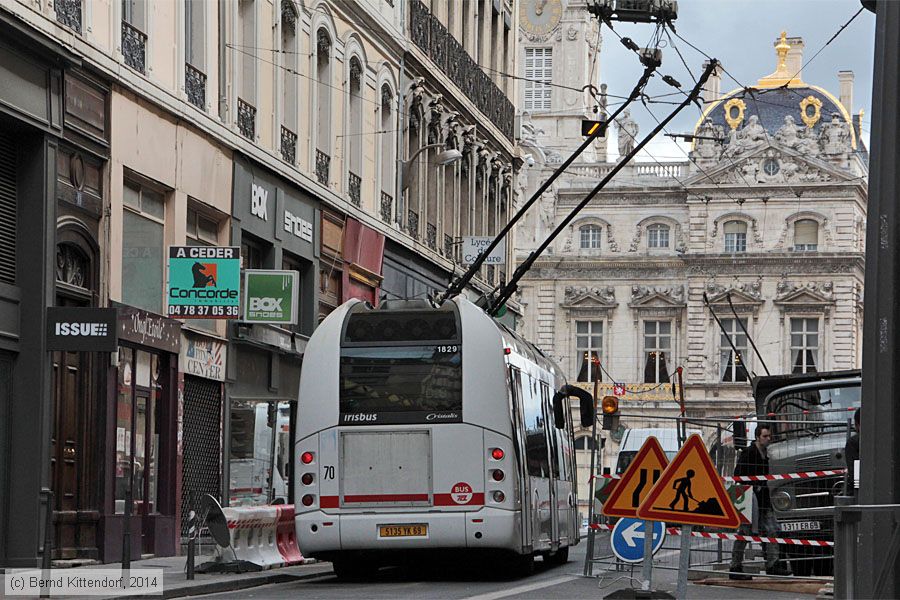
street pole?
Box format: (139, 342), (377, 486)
(859, 1), (900, 597)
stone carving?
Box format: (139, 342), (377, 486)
(631, 284), (685, 304)
(564, 285), (616, 305)
(606, 225), (620, 252)
(693, 118), (725, 160)
(723, 114), (767, 158)
(615, 109), (639, 158)
(539, 189), (556, 239)
(706, 281), (762, 300)
(567, 25), (579, 41)
(774, 115), (801, 148)
(819, 112), (851, 156)
(775, 280), (834, 301)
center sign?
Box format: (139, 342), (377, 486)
(167, 246), (241, 319)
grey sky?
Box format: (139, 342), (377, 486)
(595, 0), (875, 162)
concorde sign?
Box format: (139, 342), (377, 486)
(167, 246), (241, 319)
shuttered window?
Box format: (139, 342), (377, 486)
(0, 132), (16, 285)
(794, 219), (818, 251)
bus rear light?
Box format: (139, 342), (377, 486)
(301, 473), (314, 485)
(301, 451), (315, 464)
(301, 494), (315, 507)
(503, 347), (512, 355)
(491, 469), (505, 482)
(492, 491), (505, 503)
(490, 448), (505, 460)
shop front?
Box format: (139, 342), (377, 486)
(226, 155), (317, 507)
(382, 238), (451, 303)
(103, 306), (181, 562)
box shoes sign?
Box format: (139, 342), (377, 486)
(243, 270), (299, 325)
(47, 307), (119, 351)
(167, 246), (241, 319)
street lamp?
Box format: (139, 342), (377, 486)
(400, 143), (463, 191)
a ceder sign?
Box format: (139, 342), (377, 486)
(47, 307), (119, 351)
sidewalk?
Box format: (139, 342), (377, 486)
(28, 553), (334, 599)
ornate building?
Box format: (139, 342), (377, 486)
(516, 30), (867, 502)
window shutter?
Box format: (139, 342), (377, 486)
(794, 220), (818, 245)
(723, 220), (746, 235)
(0, 131), (16, 285)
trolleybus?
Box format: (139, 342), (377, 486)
(293, 297), (594, 579)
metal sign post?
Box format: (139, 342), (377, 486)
(675, 525), (693, 599)
(641, 520), (654, 591)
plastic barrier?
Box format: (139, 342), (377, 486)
(221, 506), (284, 569)
(275, 505), (305, 565)
(589, 522), (834, 546)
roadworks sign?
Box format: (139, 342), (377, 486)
(636, 434), (742, 529)
(602, 436), (668, 518)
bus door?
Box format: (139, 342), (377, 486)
(523, 374), (552, 550)
(540, 383), (560, 548)
(509, 367), (534, 551)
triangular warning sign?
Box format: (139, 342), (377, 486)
(602, 436), (668, 518)
(636, 434), (741, 529)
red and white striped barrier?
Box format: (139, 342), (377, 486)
(221, 505), (294, 568)
(275, 505), (305, 566)
(588, 523), (834, 547)
(590, 469), (846, 482)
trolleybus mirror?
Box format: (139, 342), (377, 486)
(552, 391), (566, 429)
(552, 385), (595, 428)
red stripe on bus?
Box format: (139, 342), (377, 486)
(321, 496), (339, 508)
(343, 494), (430, 503)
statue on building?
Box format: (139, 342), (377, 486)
(820, 112), (851, 156)
(694, 118), (724, 160)
(795, 125), (821, 158)
(724, 114), (767, 158)
(539, 188), (557, 239)
(616, 109), (639, 158)
(774, 115), (800, 148)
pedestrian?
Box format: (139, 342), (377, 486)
(844, 407), (860, 496)
(729, 423), (790, 579)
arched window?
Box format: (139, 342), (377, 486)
(574, 436), (596, 451)
(794, 219), (818, 251)
(724, 220), (747, 253)
(580, 224), (601, 249)
(647, 223), (670, 248)
(379, 84), (395, 222)
(347, 56), (363, 207)
(314, 28), (332, 185)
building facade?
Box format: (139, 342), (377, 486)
(0, 0), (520, 566)
(516, 31), (867, 511)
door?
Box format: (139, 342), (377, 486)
(541, 383), (559, 548)
(509, 366), (533, 551)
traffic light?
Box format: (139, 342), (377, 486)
(601, 395), (620, 431)
(581, 119), (607, 138)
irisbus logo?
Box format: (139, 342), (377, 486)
(426, 412), (459, 421)
(343, 413), (377, 423)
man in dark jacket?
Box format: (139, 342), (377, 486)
(729, 423), (789, 579)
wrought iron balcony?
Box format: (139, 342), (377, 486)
(315, 150), (330, 186)
(238, 98), (256, 140)
(185, 63), (206, 109)
(444, 234), (454, 259)
(55, 0), (82, 34)
(348, 172), (362, 207)
(281, 126), (297, 164)
(409, 0), (514, 141)
(426, 223), (437, 251)
(408, 210), (420, 240)
(380, 192), (393, 223)
(122, 21), (147, 74)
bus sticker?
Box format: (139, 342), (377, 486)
(451, 482), (473, 504)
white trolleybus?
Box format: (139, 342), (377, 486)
(293, 297), (594, 579)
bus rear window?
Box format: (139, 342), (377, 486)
(344, 312), (458, 344)
(339, 345), (462, 425)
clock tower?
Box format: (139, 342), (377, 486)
(518, 0), (606, 162)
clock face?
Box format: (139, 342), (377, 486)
(520, 0), (563, 38)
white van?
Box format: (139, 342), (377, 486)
(614, 428), (701, 475)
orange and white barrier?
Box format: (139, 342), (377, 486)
(591, 469), (846, 483)
(276, 505), (305, 565)
(589, 523), (834, 547)
(222, 506), (283, 568)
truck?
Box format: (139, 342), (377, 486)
(747, 369), (861, 576)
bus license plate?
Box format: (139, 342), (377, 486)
(379, 524), (427, 538)
(780, 521), (821, 532)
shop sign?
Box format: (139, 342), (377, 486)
(242, 270), (299, 325)
(167, 246), (241, 319)
(461, 237), (505, 265)
(118, 305), (181, 353)
(181, 335), (226, 381)
(47, 307), (119, 351)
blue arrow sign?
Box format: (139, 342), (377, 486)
(610, 518), (666, 563)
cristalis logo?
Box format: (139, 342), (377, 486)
(426, 412), (460, 421)
(192, 262), (218, 288)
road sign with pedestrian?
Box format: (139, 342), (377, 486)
(610, 518), (666, 563)
(636, 434), (742, 528)
(601, 436), (668, 518)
